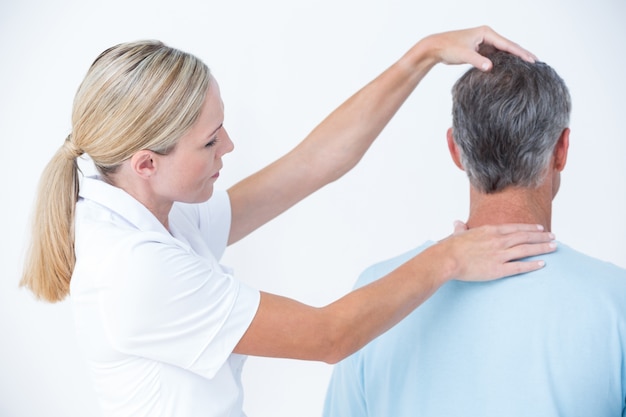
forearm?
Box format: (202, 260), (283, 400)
(233, 223), (554, 362)
(228, 26), (537, 244)
(318, 242), (452, 363)
(292, 41), (437, 183)
(228, 41), (436, 244)
(234, 243), (453, 364)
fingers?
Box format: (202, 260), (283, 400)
(426, 25), (537, 72)
(447, 223), (557, 282)
(479, 223), (557, 263)
(471, 25), (537, 72)
(485, 224), (555, 252)
(466, 52), (493, 72)
(493, 259), (547, 279)
(501, 230), (556, 248)
(484, 223), (545, 235)
(477, 25), (537, 64)
(502, 241), (557, 264)
(452, 220), (468, 235)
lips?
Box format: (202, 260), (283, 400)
(212, 162), (223, 179)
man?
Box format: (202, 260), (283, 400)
(323, 51), (626, 417)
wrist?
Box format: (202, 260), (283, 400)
(422, 239), (459, 286)
(400, 36), (439, 76)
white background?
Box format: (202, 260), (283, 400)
(1, 0), (625, 416)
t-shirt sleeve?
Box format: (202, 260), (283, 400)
(322, 263), (375, 417)
(323, 243), (435, 417)
(100, 232), (260, 379)
(323, 351), (368, 417)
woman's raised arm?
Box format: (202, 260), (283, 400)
(226, 26), (535, 245)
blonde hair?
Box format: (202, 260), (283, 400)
(21, 40), (211, 302)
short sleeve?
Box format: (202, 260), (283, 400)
(323, 244), (433, 417)
(323, 352), (368, 417)
(100, 233), (260, 379)
(325, 261), (369, 416)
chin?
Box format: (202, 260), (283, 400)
(180, 188), (214, 205)
(199, 187), (215, 202)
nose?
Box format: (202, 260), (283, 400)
(219, 127), (235, 157)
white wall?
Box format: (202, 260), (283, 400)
(1, 0), (624, 416)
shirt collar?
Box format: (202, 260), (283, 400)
(78, 175), (170, 236)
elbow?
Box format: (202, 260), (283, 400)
(318, 342), (348, 365)
(315, 317), (357, 364)
(323, 353), (345, 365)
(322, 335), (360, 365)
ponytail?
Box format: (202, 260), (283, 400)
(20, 40), (211, 302)
(20, 136), (82, 302)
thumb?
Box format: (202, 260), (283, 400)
(453, 220), (468, 235)
(472, 54), (493, 71)
(455, 46), (493, 71)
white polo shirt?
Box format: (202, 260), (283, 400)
(70, 176), (260, 417)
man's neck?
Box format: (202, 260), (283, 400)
(465, 185), (553, 232)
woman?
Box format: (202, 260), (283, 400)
(21, 26), (555, 417)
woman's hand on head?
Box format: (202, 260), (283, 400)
(441, 222), (556, 282)
(419, 25), (537, 71)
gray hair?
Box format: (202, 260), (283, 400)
(451, 51), (571, 193)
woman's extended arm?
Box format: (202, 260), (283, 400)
(233, 223), (555, 363)
(227, 26), (535, 245)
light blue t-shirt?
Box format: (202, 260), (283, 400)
(324, 242), (626, 417)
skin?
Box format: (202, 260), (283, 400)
(109, 26), (557, 364)
(112, 77), (234, 229)
(225, 27), (537, 246)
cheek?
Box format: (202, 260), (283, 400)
(190, 153), (216, 178)
(168, 157), (202, 187)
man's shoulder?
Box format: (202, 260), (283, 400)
(354, 241), (434, 289)
(550, 242), (626, 279)
(353, 240), (626, 291)
(528, 242), (626, 307)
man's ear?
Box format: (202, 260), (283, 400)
(130, 150), (157, 179)
(447, 128), (465, 171)
(553, 128), (570, 172)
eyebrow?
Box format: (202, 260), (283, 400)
(208, 123), (223, 138)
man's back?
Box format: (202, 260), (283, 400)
(324, 241), (626, 417)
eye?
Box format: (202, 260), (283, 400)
(205, 124), (224, 148)
(205, 137), (219, 148)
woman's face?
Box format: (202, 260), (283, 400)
(153, 76), (234, 204)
